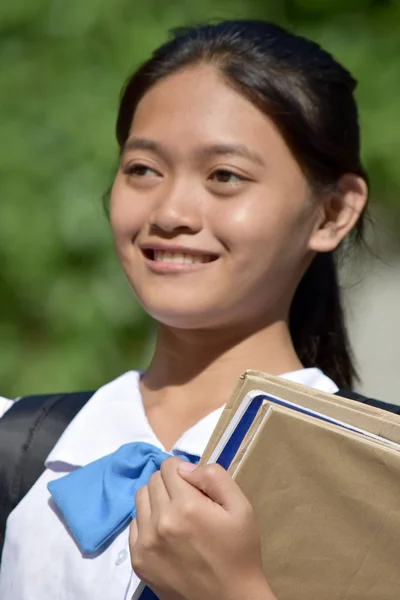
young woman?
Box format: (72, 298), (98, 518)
(0, 19), (370, 600)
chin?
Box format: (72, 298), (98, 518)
(131, 281), (248, 331)
(138, 297), (225, 330)
(147, 308), (217, 330)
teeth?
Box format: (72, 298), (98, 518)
(153, 251), (211, 264)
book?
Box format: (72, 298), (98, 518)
(199, 371), (400, 599)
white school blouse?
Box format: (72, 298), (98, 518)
(0, 368), (338, 600)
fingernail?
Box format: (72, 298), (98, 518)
(178, 462), (197, 473)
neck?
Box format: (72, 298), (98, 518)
(141, 320), (303, 413)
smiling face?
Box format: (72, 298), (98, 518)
(110, 64), (322, 331)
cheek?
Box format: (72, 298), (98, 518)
(212, 194), (290, 249)
(213, 190), (315, 270)
(109, 177), (144, 242)
(109, 178), (126, 234)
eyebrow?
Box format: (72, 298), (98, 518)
(122, 137), (266, 167)
(123, 137), (167, 159)
(197, 143), (266, 167)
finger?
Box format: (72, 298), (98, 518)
(129, 518), (139, 547)
(147, 470), (170, 518)
(177, 463), (246, 511)
(159, 457), (201, 500)
(134, 484), (152, 532)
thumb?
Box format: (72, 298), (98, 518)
(178, 462), (239, 510)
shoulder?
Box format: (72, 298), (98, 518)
(44, 369), (146, 467)
(0, 370), (142, 421)
(336, 388), (400, 414)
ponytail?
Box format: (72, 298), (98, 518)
(290, 252), (357, 390)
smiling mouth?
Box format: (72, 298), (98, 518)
(143, 249), (218, 265)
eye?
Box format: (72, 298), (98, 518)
(209, 169), (247, 184)
(122, 163), (161, 178)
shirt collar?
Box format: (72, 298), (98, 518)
(173, 367), (338, 457)
(280, 367), (338, 393)
(45, 367), (338, 469)
(46, 371), (154, 468)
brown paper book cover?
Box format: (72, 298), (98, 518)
(200, 372), (400, 599)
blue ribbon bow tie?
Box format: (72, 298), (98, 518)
(47, 442), (199, 554)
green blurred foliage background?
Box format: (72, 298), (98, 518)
(1, 0), (399, 397)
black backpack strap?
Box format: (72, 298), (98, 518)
(0, 390), (93, 556)
(335, 388), (400, 414)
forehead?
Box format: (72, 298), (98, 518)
(129, 64), (287, 156)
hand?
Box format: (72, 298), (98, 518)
(129, 458), (277, 600)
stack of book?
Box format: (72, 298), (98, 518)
(200, 371), (400, 599)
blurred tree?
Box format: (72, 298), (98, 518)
(0, 0), (399, 396)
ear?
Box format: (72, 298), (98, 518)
(308, 174), (368, 253)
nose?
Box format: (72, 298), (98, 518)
(148, 179), (203, 235)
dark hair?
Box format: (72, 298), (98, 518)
(115, 20), (369, 389)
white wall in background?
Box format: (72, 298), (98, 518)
(346, 256), (400, 406)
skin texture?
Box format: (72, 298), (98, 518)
(110, 64), (368, 599)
